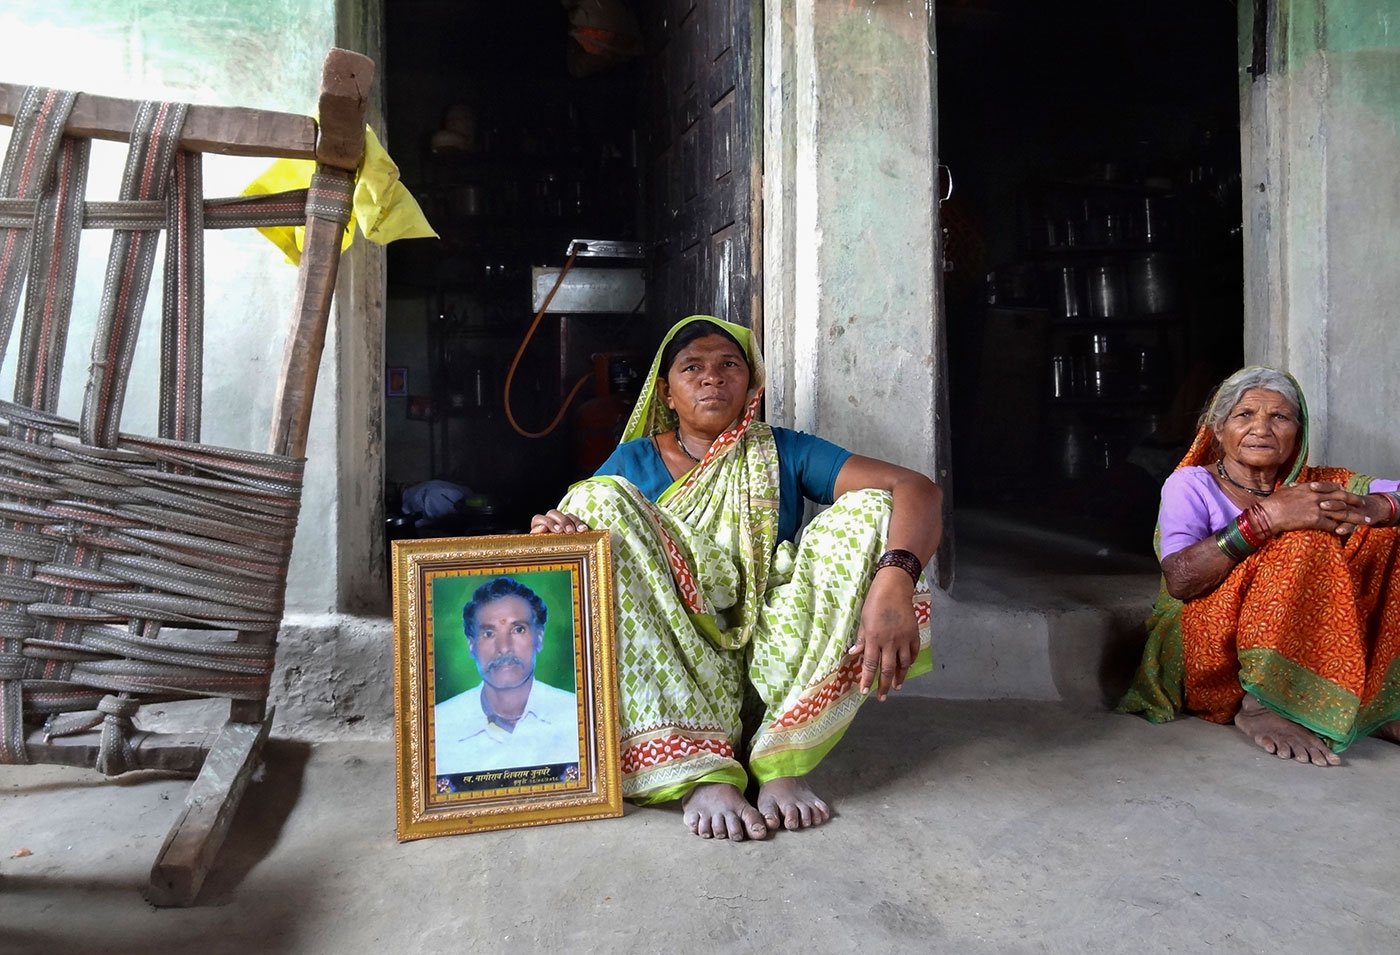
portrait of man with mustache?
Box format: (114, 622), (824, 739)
(433, 576), (581, 778)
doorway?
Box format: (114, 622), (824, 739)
(381, 0), (758, 543)
(936, 0), (1243, 557)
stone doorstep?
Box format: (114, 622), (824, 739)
(135, 583), (1155, 742)
(904, 583), (1153, 707)
(136, 614), (397, 743)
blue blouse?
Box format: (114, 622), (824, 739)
(594, 427), (853, 544)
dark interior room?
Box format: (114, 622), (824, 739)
(937, 0), (1244, 555)
(383, 0), (756, 552)
(383, 0), (656, 542)
(381, 0), (1244, 560)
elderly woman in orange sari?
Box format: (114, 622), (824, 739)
(1120, 367), (1400, 765)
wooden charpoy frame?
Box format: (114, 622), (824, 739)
(392, 532), (620, 840)
(0, 49), (372, 906)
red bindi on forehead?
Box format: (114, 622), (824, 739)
(475, 597), (533, 627)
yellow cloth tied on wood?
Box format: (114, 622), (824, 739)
(243, 124), (436, 264)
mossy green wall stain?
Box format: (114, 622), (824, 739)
(1, 0), (331, 112)
(1317, 1), (1400, 53)
(1261, 1), (1400, 66)
(1242, 3), (1400, 144)
(810, 3), (935, 319)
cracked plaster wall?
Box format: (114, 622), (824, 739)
(1241, 1), (1400, 473)
(766, 0), (943, 485)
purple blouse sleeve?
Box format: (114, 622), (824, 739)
(1158, 468), (1227, 558)
(1369, 479), (1400, 493)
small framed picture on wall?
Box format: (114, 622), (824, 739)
(386, 366), (408, 397)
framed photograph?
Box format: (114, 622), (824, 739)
(386, 366), (408, 397)
(392, 531), (621, 840)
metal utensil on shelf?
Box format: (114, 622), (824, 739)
(1054, 422), (1090, 480)
(1056, 266), (1082, 319)
(1128, 253), (1176, 315)
(1133, 345), (1166, 395)
(1141, 195), (1169, 245)
(1086, 264), (1126, 318)
(1086, 333), (1116, 398)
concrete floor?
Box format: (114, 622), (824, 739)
(4, 698), (1399, 955)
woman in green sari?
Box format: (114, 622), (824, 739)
(531, 315), (942, 840)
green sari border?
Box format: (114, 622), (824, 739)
(1239, 647), (1360, 748)
(1354, 655), (1400, 740)
(749, 648), (933, 783)
(635, 765), (750, 805)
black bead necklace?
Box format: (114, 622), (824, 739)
(675, 430), (703, 464)
(1216, 458), (1273, 497)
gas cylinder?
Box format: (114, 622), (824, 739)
(574, 353), (639, 473)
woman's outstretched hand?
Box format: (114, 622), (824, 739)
(529, 510), (590, 535)
(847, 570), (921, 702)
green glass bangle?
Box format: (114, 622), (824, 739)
(1214, 519), (1257, 562)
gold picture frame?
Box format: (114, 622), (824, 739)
(392, 532), (621, 841)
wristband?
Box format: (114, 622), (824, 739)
(875, 548), (923, 584)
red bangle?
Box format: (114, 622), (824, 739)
(1236, 511), (1266, 549)
(1384, 493), (1399, 525)
(1244, 503), (1273, 541)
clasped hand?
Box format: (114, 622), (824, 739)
(1266, 481), (1383, 537)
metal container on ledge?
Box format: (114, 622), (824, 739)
(1056, 266), (1083, 319)
(1086, 264), (1126, 318)
(1128, 253), (1176, 315)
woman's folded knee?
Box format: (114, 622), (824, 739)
(560, 477), (633, 523)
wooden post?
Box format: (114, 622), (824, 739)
(268, 47), (373, 461)
(146, 712), (273, 906)
(234, 48), (373, 728)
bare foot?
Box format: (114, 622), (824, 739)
(1372, 720), (1400, 745)
(1234, 693), (1341, 767)
(755, 776), (831, 831)
(681, 783), (768, 841)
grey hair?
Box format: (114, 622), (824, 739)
(1203, 367), (1301, 431)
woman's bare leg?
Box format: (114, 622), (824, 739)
(1372, 720), (1400, 744)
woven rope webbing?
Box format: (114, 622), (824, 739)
(0, 86), (80, 764)
(80, 98), (190, 450)
(160, 151), (204, 445)
(0, 87), (353, 773)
